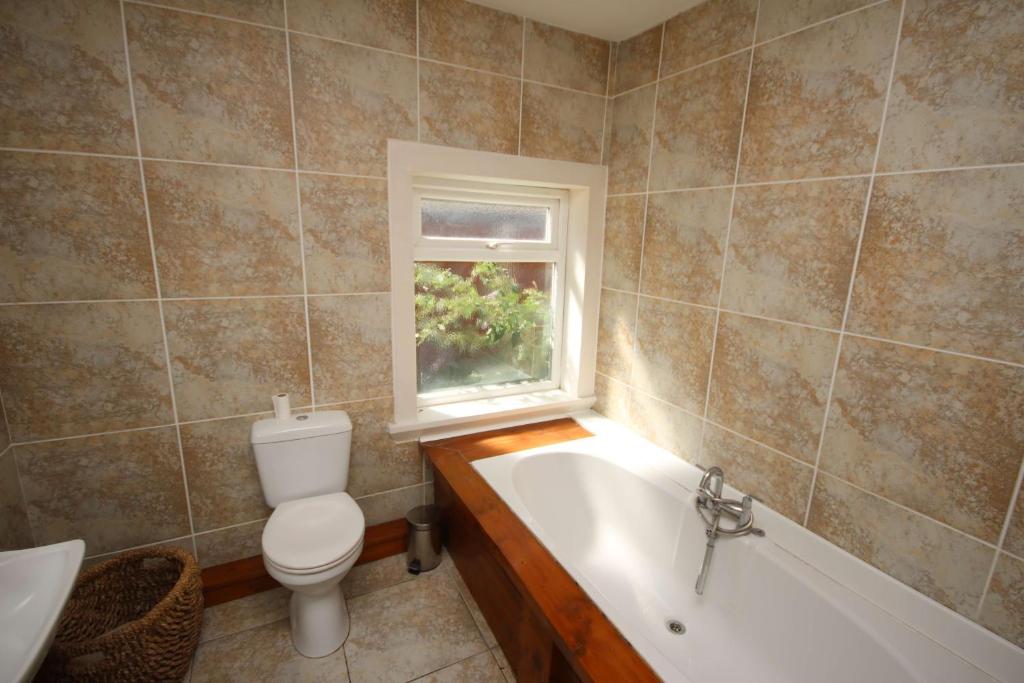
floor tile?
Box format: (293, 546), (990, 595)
(411, 650), (505, 682)
(342, 553), (416, 599)
(344, 569), (486, 683)
(448, 562), (497, 647)
(190, 618), (348, 682)
(201, 587), (290, 643)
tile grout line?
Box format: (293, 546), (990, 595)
(623, 21), (666, 402)
(974, 456), (1024, 619)
(599, 41), (614, 165)
(695, 0), (761, 467)
(282, 0), (318, 411)
(802, 0), (906, 527)
(416, 0), (421, 143)
(2, 148), (1017, 192)
(0, 291), (394, 307)
(118, 0), (195, 537)
(3, 389), (38, 544)
(516, 18), (526, 155)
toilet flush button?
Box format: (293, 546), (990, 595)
(296, 415), (308, 421)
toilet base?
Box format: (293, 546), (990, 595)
(289, 584), (349, 658)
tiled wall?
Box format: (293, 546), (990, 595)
(0, 0), (610, 566)
(594, 0), (1023, 647)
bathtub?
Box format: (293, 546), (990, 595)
(471, 413), (1023, 683)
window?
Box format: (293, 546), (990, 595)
(388, 141), (607, 439)
(412, 180), (568, 406)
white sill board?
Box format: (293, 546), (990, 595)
(388, 389), (594, 441)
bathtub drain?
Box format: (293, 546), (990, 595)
(666, 619), (685, 635)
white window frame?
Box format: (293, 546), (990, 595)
(387, 140), (607, 440)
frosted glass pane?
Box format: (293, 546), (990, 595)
(421, 198), (548, 241)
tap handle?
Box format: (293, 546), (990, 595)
(739, 495), (753, 527)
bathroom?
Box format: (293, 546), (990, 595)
(0, 0), (1021, 680)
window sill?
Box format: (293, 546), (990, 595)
(388, 389), (595, 442)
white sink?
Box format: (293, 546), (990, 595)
(0, 540), (85, 683)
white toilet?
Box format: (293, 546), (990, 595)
(250, 411), (365, 658)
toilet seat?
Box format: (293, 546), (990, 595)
(262, 492), (365, 574)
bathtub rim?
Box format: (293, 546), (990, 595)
(485, 411), (1024, 683)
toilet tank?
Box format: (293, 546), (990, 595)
(250, 411), (353, 507)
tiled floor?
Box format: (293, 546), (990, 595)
(188, 553), (515, 682)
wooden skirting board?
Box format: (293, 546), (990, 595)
(200, 517), (408, 607)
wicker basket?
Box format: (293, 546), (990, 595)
(39, 546), (204, 682)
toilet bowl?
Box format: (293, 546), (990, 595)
(250, 411), (364, 658)
(261, 492), (365, 657)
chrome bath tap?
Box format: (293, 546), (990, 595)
(693, 466), (764, 595)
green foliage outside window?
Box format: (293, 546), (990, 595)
(414, 262), (552, 392)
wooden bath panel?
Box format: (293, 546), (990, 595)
(424, 418), (660, 683)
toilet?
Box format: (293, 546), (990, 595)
(250, 411), (365, 658)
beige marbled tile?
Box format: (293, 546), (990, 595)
(757, 0), (877, 41)
(607, 84), (656, 194)
(612, 24), (662, 95)
(0, 152), (154, 303)
(520, 83), (605, 164)
(145, 161), (301, 298)
(523, 21), (610, 95)
(595, 289), (637, 382)
(163, 298), (310, 421)
(355, 484), (428, 526)
(125, 3), (293, 167)
(0, 451), (33, 551)
(661, 0), (757, 76)
(978, 553), (1024, 648)
(15, 427), (190, 556)
(179, 413), (271, 532)
(628, 391), (703, 463)
(448, 559), (497, 647)
(82, 536), (196, 569)
(192, 617), (348, 681)
(1005, 496), (1024, 559)
(820, 336), (1024, 543)
(807, 472), (995, 616)
(343, 553), (416, 599)
(879, 0), (1024, 172)
(287, 0), (416, 53)
(345, 569), (486, 683)
(194, 519), (264, 567)
(633, 297), (715, 415)
(708, 313), (837, 463)
(330, 398), (420, 498)
(419, 62), (520, 155)
(650, 52), (749, 190)
(739, 0), (900, 182)
(300, 174), (389, 295)
(601, 95), (613, 164)
(308, 294), (391, 404)
(700, 423), (814, 522)
(0, 302), (172, 442)
(291, 33), (417, 176)
(593, 373), (631, 424)
(640, 189), (731, 305)
(419, 0), (522, 76)
(413, 651), (505, 683)
(153, 0), (284, 25)
(601, 195), (645, 291)
(200, 586), (289, 643)
(0, 0), (134, 154)
(721, 178), (868, 328)
(848, 168), (1024, 364)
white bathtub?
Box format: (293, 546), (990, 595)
(470, 413), (1024, 683)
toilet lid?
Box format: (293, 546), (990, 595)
(263, 492), (365, 571)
